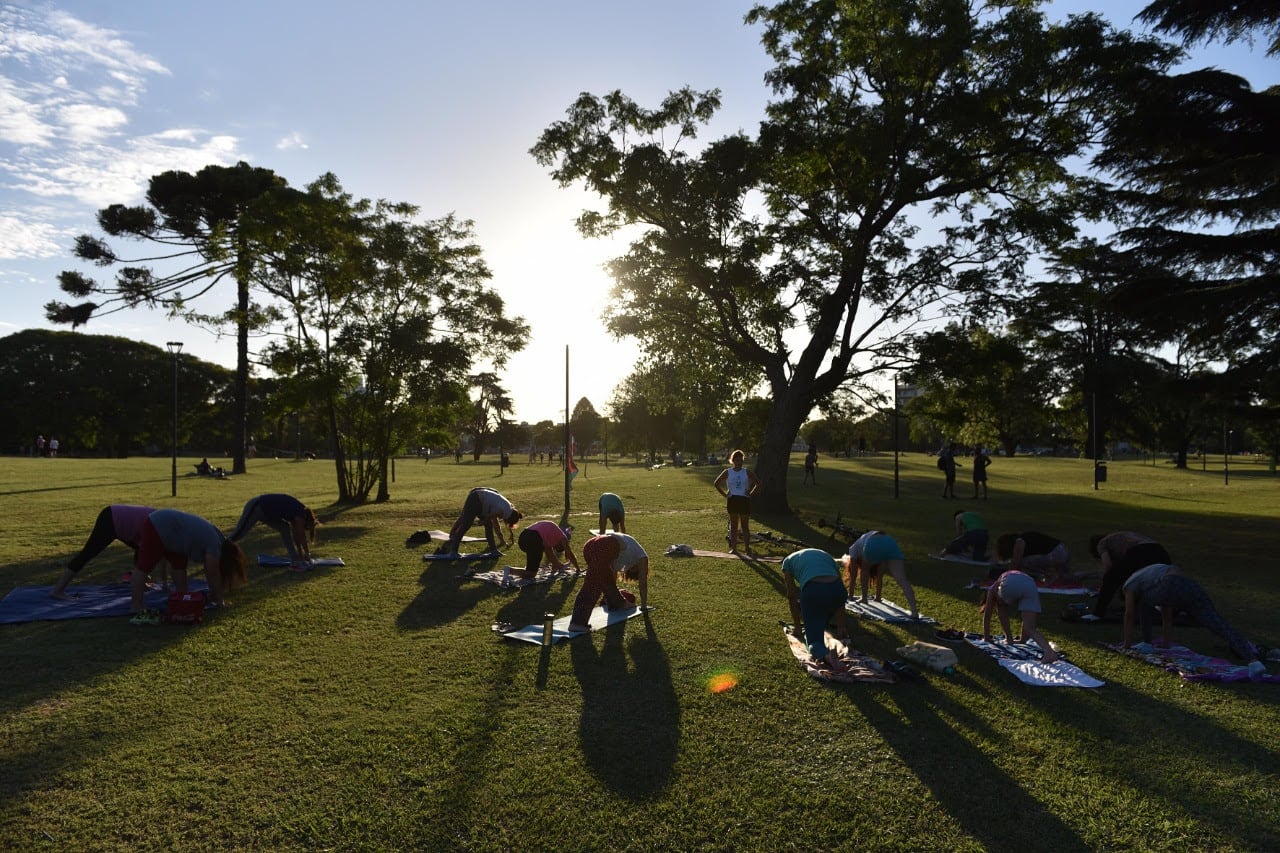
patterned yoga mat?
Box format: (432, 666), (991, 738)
(1104, 643), (1278, 683)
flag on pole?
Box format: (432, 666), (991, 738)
(567, 433), (578, 485)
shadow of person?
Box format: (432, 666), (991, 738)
(570, 612), (679, 802)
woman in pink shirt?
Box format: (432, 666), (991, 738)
(51, 504), (156, 599)
(515, 521), (579, 579)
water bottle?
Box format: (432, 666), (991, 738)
(542, 613), (555, 645)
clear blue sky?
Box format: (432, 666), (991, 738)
(1, 1), (1274, 425)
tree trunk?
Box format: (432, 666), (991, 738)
(231, 267), (250, 475)
(753, 391), (810, 515)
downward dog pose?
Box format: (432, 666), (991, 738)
(941, 510), (989, 562)
(713, 449), (760, 553)
(51, 504), (156, 599)
(1121, 564), (1262, 661)
(568, 534), (636, 632)
(597, 492), (626, 534)
(130, 509), (247, 625)
(846, 530), (919, 621)
(604, 532), (650, 610)
(438, 487), (523, 554)
(995, 531), (1072, 582)
(980, 569), (1061, 663)
(783, 548), (850, 670)
(227, 493), (318, 563)
(1088, 532), (1171, 620)
(516, 521), (579, 579)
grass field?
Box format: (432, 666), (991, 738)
(1, 452), (1278, 851)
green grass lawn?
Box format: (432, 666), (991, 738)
(1, 452), (1278, 850)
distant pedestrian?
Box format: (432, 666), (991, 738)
(971, 446), (991, 498)
(938, 442), (961, 498)
(803, 445), (818, 484)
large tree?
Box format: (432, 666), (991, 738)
(48, 161), (291, 475)
(533, 0), (1173, 512)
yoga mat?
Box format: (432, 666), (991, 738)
(500, 604), (646, 645)
(1104, 643), (1279, 684)
(257, 555), (346, 568)
(967, 578), (1097, 596)
(426, 530), (487, 542)
(964, 633), (1103, 687)
(844, 598), (939, 624)
(0, 580), (210, 624)
(931, 553), (1003, 568)
(669, 548), (782, 564)
(465, 566), (581, 588)
(422, 550), (502, 562)
(783, 625), (897, 684)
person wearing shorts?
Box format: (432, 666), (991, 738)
(847, 530), (920, 620)
(713, 449), (760, 553)
(51, 504), (156, 599)
(981, 569), (1061, 663)
(438, 487), (523, 554)
(568, 535), (634, 632)
(597, 493), (626, 534)
(516, 521), (578, 579)
(782, 548), (849, 669)
(131, 509), (247, 625)
(227, 494), (318, 562)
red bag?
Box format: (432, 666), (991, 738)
(165, 590), (206, 624)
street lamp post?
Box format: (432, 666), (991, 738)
(1224, 423), (1232, 486)
(167, 342), (183, 497)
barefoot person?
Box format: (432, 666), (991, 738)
(1121, 564), (1263, 662)
(713, 449), (760, 553)
(782, 548), (850, 671)
(515, 520), (579, 580)
(846, 530), (920, 621)
(981, 569), (1061, 664)
(130, 509), (247, 625)
(568, 534), (635, 632)
(437, 487), (523, 555)
(51, 504), (156, 599)
(227, 494), (319, 565)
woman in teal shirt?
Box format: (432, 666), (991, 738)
(782, 548), (849, 670)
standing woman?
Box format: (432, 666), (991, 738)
(438, 487), (523, 554)
(51, 504), (156, 599)
(227, 494), (319, 564)
(971, 447), (992, 499)
(713, 450), (761, 553)
(980, 569), (1061, 663)
(515, 520), (579, 579)
(131, 509), (247, 625)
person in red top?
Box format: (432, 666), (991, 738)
(51, 504), (156, 599)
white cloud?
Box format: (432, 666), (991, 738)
(0, 212), (64, 259)
(58, 102), (127, 143)
(276, 131), (308, 151)
(0, 74), (55, 145)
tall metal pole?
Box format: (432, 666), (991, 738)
(167, 342), (183, 496)
(561, 345), (570, 527)
(1224, 422), (1230, 486)
(892, 374), (900, 499)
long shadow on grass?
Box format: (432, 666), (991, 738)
(396, 556), (512, 630)
(842, 678), (1093, 851)
(569, 612), (679, 801)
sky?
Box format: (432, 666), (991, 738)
(1, 1), (1276, 426)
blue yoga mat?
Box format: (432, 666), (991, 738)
(0, 580), (210, 624)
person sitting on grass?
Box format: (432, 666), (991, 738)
(51, 504), (156, 599)
(1121, 563), (1264, 663)
(782, 548), (850, 672)
(130, 509), (247, 625)
(568, 534), (636, 632)
(846, 530), (919, 621)
(597, 492), (626, 534)
(226, 493), (319, 566)
(980, 569), (1061, 664)
(1087, 531), (1171, 621)
(940, 509), (989, 563)
(515, 520), (579, 580)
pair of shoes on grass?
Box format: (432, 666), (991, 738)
(129, 609), (161, 626)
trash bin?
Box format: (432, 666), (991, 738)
(1094, 461), (1107, 483)
(501, 452), (510, 469)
